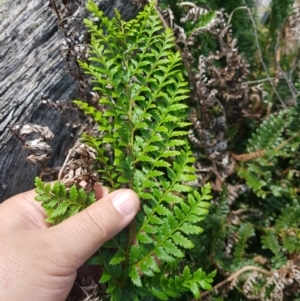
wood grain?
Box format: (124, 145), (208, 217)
(0, 0), (138, 202)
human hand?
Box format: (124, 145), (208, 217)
(0, 184), (139, 301)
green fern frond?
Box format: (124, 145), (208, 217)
(261, 230), (287, 268)
(237, 167), (268, 198)
(247, 109), (292, 152)
(150, 266), (216, 300)
(260, 199), (300, 267)
(34, 177), (96, 225)
(233, 223), (254, 263)
(130, 186), (211, 282)
(75, 0), (192, 193)
(238, 106), (300, 199)
(34, 1), (214, 299)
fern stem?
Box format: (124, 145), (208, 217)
(134, 81), (181, 166)
(98, 153), (115, 190)
(136, 126), (176, 193)
(132, 56), (178, 134)
(138, 150), (190, 233)
(125, 95), (136, 266)
(196, 266), (273, 300)
(274, 130), (300, 152)
(134, 182), (197, 269)
(122, 16), (137, 265)
(112, 237), (126, 254)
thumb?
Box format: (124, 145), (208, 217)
(47, 189), (139, 270)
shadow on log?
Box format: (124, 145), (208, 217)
(0, 0), (139, 202)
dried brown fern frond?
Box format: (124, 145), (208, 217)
(231, 150), (266, 162)
(58, 141), (98, 191)
(48, 0), (95, 102)
(243, 258), (300, 301)
(159, 4), (252, 195)
(9, 123), (54, 167)
(9, 123), (61, 180)
(66, 274), (100, 301)
(198, 257), (300, 300)
(281, 0), (300, 56)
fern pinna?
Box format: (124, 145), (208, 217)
(238, 106), (300, 199)
(34, 1), (214, 300)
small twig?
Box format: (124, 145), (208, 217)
(227, 6), (247, 25)
(196, 167), (212, 173)
(231, 208), (260, 215)
(289, 61), (300, 83)
(49, 0), (61, 22)
(274, 130), (300, 152)
(274, 34), (298, 104)
(237, 77), (277, 85)
(192, 266), (273, 300)
(177, 2), (197, 8)
(237, 2), (287, 108)
(200, 172), (213, 187)
(57, 141), (80, 182)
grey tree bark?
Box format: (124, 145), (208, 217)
(0, 0), (138, 202)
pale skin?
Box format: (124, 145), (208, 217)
(0, 184), (139, 301)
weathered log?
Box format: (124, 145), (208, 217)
(0, 0), (138, 202)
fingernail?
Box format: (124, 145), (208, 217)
(112, 189), (139, 216)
